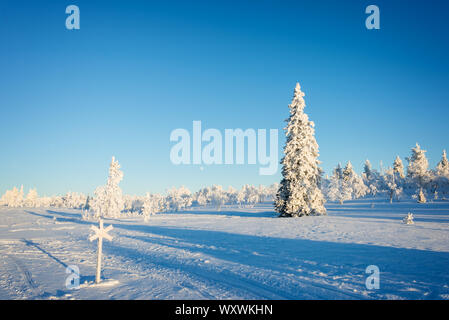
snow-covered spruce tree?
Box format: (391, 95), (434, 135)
(91, 156), (124, 219)
(406, 143), (429, 189)
(393, 156), (405, 179)
(326, 165), (345, 204)
(275, 83), (326, 217)
(343, 161), (369, 200)
(363, 160), (373, 181)
(434, 150), (449, 199)
(362, 160), (380, 196)
(436, 150), (449, 177)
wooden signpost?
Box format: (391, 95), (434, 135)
(89, 219), (113, 284)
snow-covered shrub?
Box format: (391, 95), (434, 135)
(417, 188), (426, 204)
(50, 195), (65, 208)
(403, 212), (414, 225)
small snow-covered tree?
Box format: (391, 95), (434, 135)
(166, 186), (192, 211)
(25, 188), (38, 207)
(208, 185), (227, 210)
(243, 184), (259, 207)
(91, 156), (125, 219)
(142, 193), (165, 221)
(407, 143), (430, 189)
(416, 188), (427, 204)
(50, 195), (64, 208)
(362, 160), (381, 196)
(403, 212), (414, 225)
(91, 185), (108, 219)
(326, 165), (346, 204)
(195, 189), (208, 206)
(383, 168), (403, 203)
(436, 150), (449, 178)
(226, 186), (238, 205)
(363, 160), (373, 181)
(0, 186), (24, 207)
(236, 187), (245, 207)
(393, 156), (405, 179)
(342, 161), (368, 200)
(275, 83), (326, 217)
(63, 192), (87, 209)
(431, 150), (449, 199)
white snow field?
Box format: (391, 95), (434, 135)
(1, 198), (449, 300)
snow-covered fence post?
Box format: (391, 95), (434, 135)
(89, 219), (113, 284)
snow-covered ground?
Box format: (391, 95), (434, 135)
(1, 198), (449, 300)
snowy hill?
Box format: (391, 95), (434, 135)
(1, 199), (449, 300)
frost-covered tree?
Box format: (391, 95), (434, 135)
(433, 150), (449, 199)
(407, 143), (429, 188)
(166, 186), (192, 211)
(24, 188), (38, 207)
(363, 160), (373, 181)
(275, 83), (326, 217)
(236, 187), (245, 207)
(63, 192), (87, 209)
(342, 161), (369, 200)
(142, 193), (165, 221)
(362, 160), (380, 196)
(326, 165), (346, 204)
(50, 195), (64, 208)
(91, 156), (124, 219)
(226, 186), (238, 205)
(436, 150), (449, 178)
(210, 185), (227, 210)
(383, 168), (403, 203)
(393, 156), (405, 179)
(241, 184), (259, 207)
(0, 186), (24, 207)
(195, 189), (208, 206)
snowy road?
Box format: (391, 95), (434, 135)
(1, 199), (449, 299)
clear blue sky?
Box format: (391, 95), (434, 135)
(1, 0), (448, 196)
